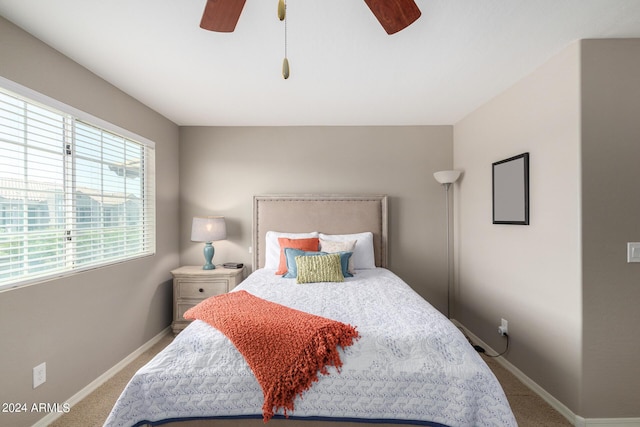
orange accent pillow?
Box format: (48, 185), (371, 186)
(276, 237), (319, 275)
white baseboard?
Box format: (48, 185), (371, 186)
(32, 327), (171, 427)
(452, 320), (640, 427)
(575, 417), (640, 427)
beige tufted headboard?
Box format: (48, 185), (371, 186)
(252, 194), (388, 271)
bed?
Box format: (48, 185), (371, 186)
(104, 195), (516, 427)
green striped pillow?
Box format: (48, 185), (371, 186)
(295, 253), (344, 284)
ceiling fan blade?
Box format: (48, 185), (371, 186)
(363, 0), (421, 35)
(200, 0), (247, 32)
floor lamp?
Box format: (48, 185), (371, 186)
(433, 170), (461, 318)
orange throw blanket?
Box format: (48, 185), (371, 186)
(184, 290), (359, 422)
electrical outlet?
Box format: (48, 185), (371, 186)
(33, 362), (46, 388)
(498, 318), (508, 336)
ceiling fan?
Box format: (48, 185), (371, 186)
(200, 0), (422, 35)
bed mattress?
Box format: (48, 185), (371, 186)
(104, 268), (516, 427)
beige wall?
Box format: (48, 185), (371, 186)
(0, 17), (180, 427)
(580, 39), (640, 417)
(455, 39), (640, 420)
(454, 43), (583, 412)
(178, 126), (453, 307)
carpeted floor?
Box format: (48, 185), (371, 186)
(50, 334), (572, 427)
(481, 356), (572, 426)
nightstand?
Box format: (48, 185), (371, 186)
(170, 266), (244, 334)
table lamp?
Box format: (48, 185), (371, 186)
(191, 216), (227, 270)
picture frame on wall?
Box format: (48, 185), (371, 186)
(492, 152), (529, 225)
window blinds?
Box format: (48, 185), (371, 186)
(0, 87), (155, 290)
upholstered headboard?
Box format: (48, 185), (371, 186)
(252, 194), (388, 271)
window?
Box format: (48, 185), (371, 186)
(0, 82), (155, 291)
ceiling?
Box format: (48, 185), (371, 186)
(1, 0), (640, 126)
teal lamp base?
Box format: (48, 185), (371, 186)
(202, 242), (216, 270)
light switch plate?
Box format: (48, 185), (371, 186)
(627, 242), (640, 263)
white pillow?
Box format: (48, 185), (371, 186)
(264, 231), (319, 269)
(318, 232), (376, 269)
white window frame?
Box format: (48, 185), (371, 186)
(0, 77), (156, 292)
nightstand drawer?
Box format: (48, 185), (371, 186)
(176, 301), (199, 320)
(178, 280), (228, 298)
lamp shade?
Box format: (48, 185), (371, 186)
(433, 170), (462, 184)
(191, 216), (227, 242)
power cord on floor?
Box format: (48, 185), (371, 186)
(457, 326), (510, 358)
(475, 333), (510, 358)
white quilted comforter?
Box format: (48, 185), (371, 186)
(104, 268), (516, 427)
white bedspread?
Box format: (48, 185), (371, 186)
(104, 268), (516, 427)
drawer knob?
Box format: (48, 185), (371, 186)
(199, 288), (204, 293)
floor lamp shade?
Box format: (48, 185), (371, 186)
(434, 170), (462, 185)
(191, 216), (227, 270)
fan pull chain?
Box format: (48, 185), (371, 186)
(278, 0), (290, 79)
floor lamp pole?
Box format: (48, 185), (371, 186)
(433, 169), (461, 320)
(444, 182), (452, 319)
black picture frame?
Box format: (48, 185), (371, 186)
(492, 152), (529, 225)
